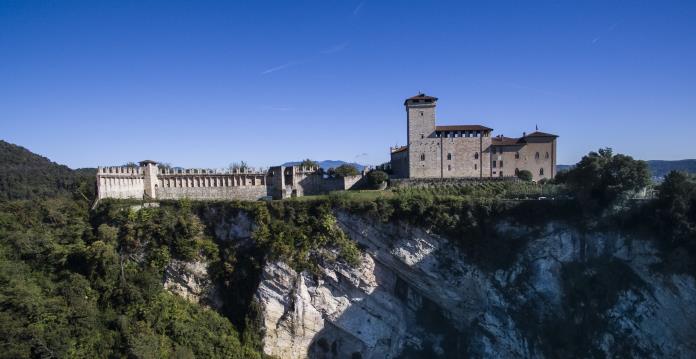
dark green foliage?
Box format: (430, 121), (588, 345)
(300, 159), (319, 168)
(0, 140), (96, 202)
(333, 164), (360, 177)
(366, 170), (389, 188)
(0, 198), (261, 358)
(555, 148), (650, 208)
(517, 169), (533, 181)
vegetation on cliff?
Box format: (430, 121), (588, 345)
(1, 140), (695, 357)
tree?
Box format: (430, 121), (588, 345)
(229, 161), (248, 172)
(656, 171), (696, 248)
(367, 170), (389, 188)
(557, 148), (650, 207)
(517, 170), (533, 182)
(333, 164), (359, 177)
(300, 159), (319, 168)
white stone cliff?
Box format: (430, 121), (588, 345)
(253, 212), (696, 359)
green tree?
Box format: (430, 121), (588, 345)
(656, 171), (696, 251)
(334, 164), (359, 177)
(557, 148), (650, 207)
(516, 169), (533, 182)
(300, 159), (319, 168)
(367, 170), (389, 188)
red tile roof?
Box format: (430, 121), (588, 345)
(492, 136), (523, 146)
(391, 146), (408, 154)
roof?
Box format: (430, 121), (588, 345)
(492, 136), (523, 146)
(524, 131), (558, 138)
(138, 160), (158, 165)
(391, 146), (408, 154)
(404, 93), (438, 105)
(435, 125), (493, 132)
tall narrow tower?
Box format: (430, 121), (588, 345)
(139, 160), (159, 200)
(405, 93), (439, 178)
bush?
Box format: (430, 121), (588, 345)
(556, 148), (650, 208)
(517, 170), (533, 182)
(367, 170), (389, 188)
(334, 164), (360, 177)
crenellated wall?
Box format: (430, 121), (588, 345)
(96, 163), (364, 201)
(96, 166), (145, 199)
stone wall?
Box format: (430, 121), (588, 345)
(96, 167), (145, 199)
(156, 186), (268, 201)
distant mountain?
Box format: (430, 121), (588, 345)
(0, 140), (95, 201)
(557, 159), (696, 179)
(282, 160), (366, 171)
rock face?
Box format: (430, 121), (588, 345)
(163, 259), (221, 309)
(254, 211), (696, 359)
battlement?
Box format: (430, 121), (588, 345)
(96, 161), (354, 202)
(98, 166), (143, 175)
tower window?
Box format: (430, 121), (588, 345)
(420, 111), (424, 117)
(448, 165), (451, 171)
(474, 163), (478, 170)
(545, 152), (550, 159)
(421, 134), (425, 139)
(420, 154), (425, 161)
(474, 152), (479, 160)
(540, 168), (544, 176)
(535, 152), (540, 159)
(500, 161), (504, 168)
(447, 153), (452, 160)
(515, 152), (520, 159)
(492, 161), (497, 168)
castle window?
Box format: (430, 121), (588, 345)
(448, 165), (451, 171)
(474, 152), (479, 160)
(420, 154), (425, 161)
(515, 152), (520, 159)
(500, 160), (503, 168)
(421, 134), (425, 139)
(474, 163), (478, 170)
(447, 153), (452, 160)
(540, 168), (544, 176)
(500, 171), (503, 177)
(492, 161), (497, 168)
(515, 168), (519, 175)
(545, 152), (550, 159)
(535, 152), (540, 159)
(420, 111), (424, 116)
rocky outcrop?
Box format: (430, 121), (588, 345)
(254, 211), (696, 358)
(163, 259), (222, 309)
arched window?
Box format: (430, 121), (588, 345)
(515, 152), (520, 159)
(474, 152), (479, 160)
(545, 152), (550, 159)
(447, 153), (452, 160)
(420, 153), (425, 161)
(535, 152), (540, 159)
(540, 168), (544, 176)
(474, 163), (478, 170)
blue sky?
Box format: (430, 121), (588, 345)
(1, 0), (695, 169)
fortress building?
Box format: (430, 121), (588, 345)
(390, 94), (557, 181)
(96, 162), (363, 202)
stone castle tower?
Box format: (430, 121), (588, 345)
(391, 93), (556, 181)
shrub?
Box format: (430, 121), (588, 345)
(367, 170), (389, 188)
(517, 170), (533, 182)
(334, 164), (359, 177)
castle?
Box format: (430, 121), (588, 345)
(390, 94), (557, 181)
(96, 163), (363, 201)
(96, 94), (558, 202)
